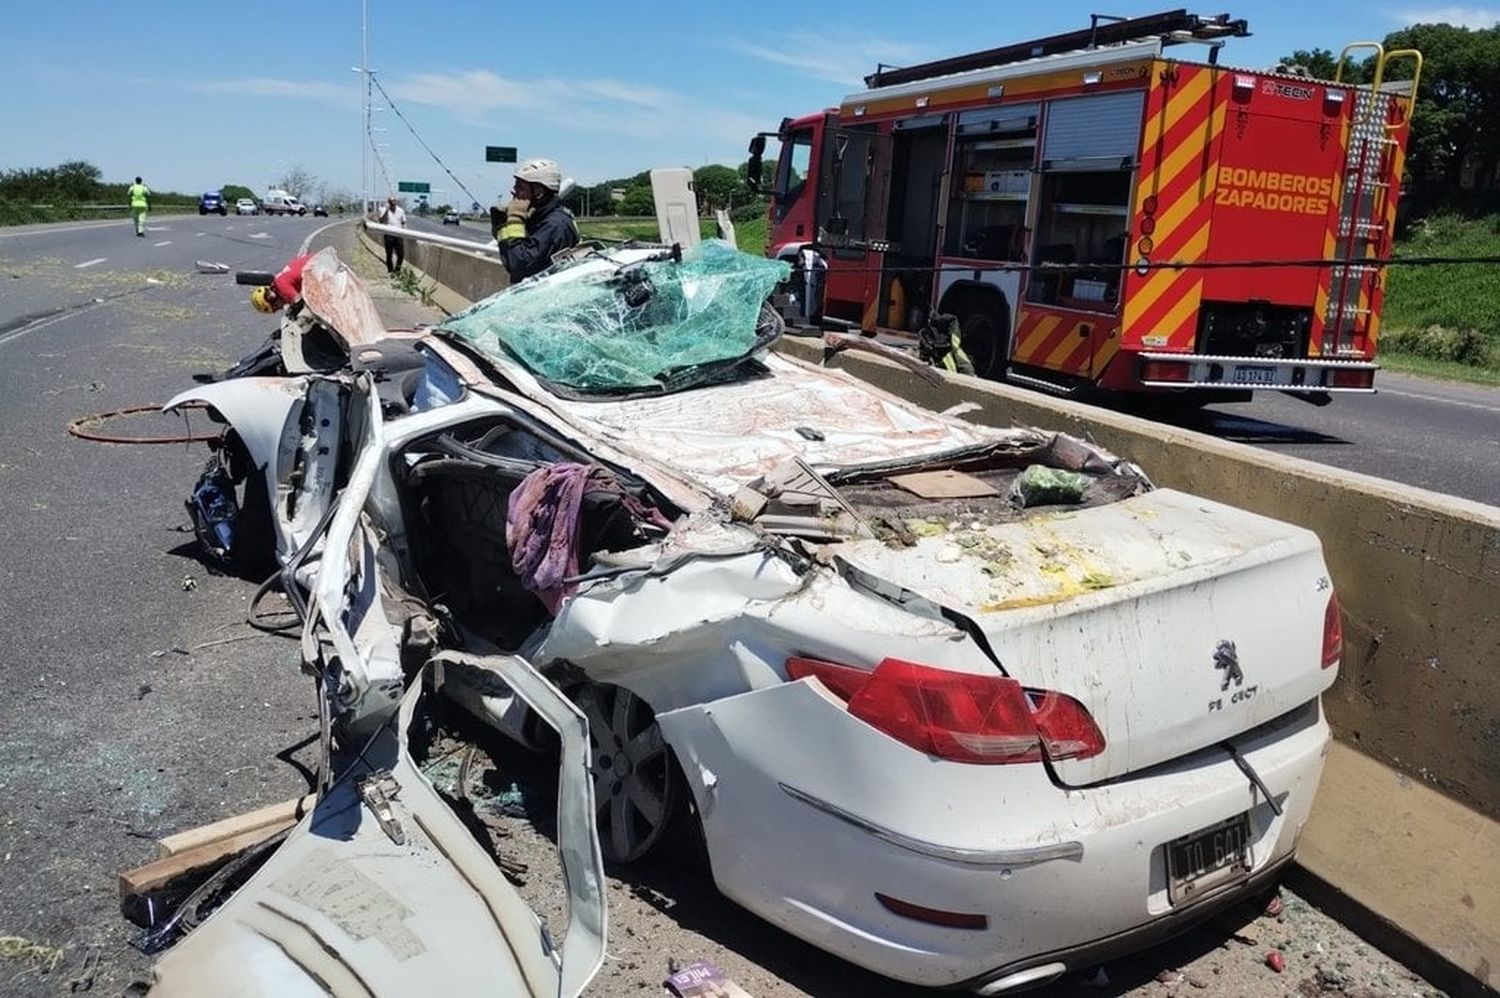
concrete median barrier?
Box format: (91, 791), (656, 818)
(382, 237), (1500, 994)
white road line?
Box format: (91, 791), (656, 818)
(248, 232), (271, 240)
(0, 220), (122, 239)
(73, 258), (106, 269)
(1381, 387), (1500, 414)
(196, 232), (206, 237)
(144, 225), (170, 231)
(153, 240), (172, 247)
(299, 218), (345, 254)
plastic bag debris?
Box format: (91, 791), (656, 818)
(1009, 464), (1091, 507)
(440, 241), (789, 395)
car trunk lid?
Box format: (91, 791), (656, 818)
(833, 488), (1336, 785)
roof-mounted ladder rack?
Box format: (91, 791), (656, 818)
(864, 9), (1250, 89)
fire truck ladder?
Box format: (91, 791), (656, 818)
(1325, 44), (1423, 357)
(863, 9), (1248, 88)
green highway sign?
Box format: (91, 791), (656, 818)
(397, 181), (430, 193)
(485, 145), (518, 163)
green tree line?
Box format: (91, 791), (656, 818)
(1282, 19), (1500, 214)
(560, 159), (772, 222)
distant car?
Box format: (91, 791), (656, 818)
(312, 204), (329, 217)
(235, 198), (259, 216)
(198, 191), (227, 216)
(443, 209), (461, 225)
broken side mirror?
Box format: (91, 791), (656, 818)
(746, 135), (767, 196)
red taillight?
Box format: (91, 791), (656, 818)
(1141, 359), (1191, 383)
(1322, 593), (1343, 669)
(787, 657), (1105, 765)
(787, 656), (869, 701)
(1327, 368), (1374, 389)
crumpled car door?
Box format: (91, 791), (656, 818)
(147, 653), (607, 998)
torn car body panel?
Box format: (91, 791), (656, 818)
(149, 658), (606, 998)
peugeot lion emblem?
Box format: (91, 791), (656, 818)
(1214, 640), (1244, 691)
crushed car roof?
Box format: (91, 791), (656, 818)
(438, 242), (789, 398)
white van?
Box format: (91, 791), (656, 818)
(262, 189), (307, 216)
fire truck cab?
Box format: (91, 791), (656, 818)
(755, 11), (1420, 402)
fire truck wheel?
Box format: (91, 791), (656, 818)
(956, 298), (1009, 380)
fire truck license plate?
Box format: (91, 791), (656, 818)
(1167, 813), (1251, 905)
(1232, 365), (1277, 385)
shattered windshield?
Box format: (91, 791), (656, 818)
(439, 241), (790, 397)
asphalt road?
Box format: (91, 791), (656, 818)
(0, 215), (1459, 997)
(1133, 375), (1500, 506)
(0, 212), (338, 995)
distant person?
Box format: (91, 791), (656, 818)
(491, 158), (578, 283)
(128, 176), (150, 237)
(249, 253), (311, 314)
(379, 196), (407, 274)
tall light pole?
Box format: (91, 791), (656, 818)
(359, 0), (369, 217)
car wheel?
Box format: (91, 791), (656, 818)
(955, 295), (1011, 380)
(576, 683), (678, 863)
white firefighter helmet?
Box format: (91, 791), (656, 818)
(514, 158), (562, 192)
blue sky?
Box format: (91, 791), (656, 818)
(4, 1), (1495, 203)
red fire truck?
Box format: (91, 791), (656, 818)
(750, 11), (1421, 402)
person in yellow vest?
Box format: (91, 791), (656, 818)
(128, 177), (150, 237)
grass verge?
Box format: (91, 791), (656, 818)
(1376, 349), (1500, 386)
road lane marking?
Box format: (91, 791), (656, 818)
(249, 232), (271, 239)
(144, 225), (170, 231)
(299, 218), (345, 254)
(1381, 387), (1500, 414)
(74, 258), (106, 269)
(0, 220), (122, 239)
(153, 240), (172, 247)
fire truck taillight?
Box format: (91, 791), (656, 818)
(1327, 368), (1374, 389)
(1141, 195), (1158, 216)
(1141, 359), (1191, 383)
(1139, 216), (1157, 236)
(1137, 236), (1155, 255)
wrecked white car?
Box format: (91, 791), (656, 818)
(167, 241), (1344, 993)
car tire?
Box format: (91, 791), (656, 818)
(955, 294), (1011, 380)
(574, 683), (680, 864)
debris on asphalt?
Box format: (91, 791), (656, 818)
(1155, 968), (1185, 984)
(665, 959), (754, 997)
(66, 948), (100, 992)
(1265, 894), (1286, 918)
(1266, 950), (1287, 973)
(180, 575), (196, 592)
(194, 261), (230, 274)
(0, 935), (65, 973)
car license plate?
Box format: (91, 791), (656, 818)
(1232, 365), (1277, 385)
(1167, 813), (1251, 905)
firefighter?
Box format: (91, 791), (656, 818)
(917, 313), (975, 375)
(491, 158), (579, 283)
(249, 253), (311, 314)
